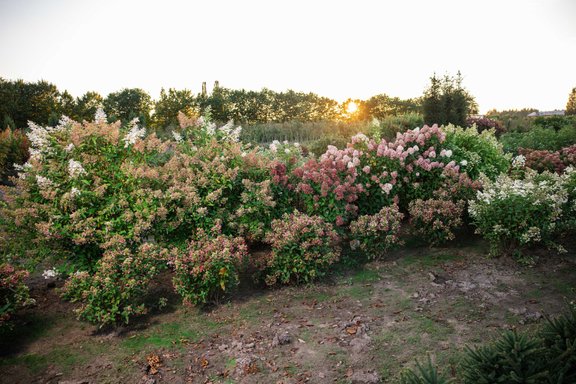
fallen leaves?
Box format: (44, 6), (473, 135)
(146, 354), (161, 375)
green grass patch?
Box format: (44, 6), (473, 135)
(0, 353), (49, 374)
(350, 268), (381, 284)
(121, 321), (199, 351)
(398, 252), (462, 268)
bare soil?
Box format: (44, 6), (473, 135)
(1, 237), (575, 384)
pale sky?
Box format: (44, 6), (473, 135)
(0, 0), (575, 113)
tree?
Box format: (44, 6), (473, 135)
(422, 72), (477, 127)
(151, 88), (197, 129)
(74, 91), (104, 122)
(103, 88), (152, 125)
(0, 78), (61, 128)
(566, 87), (576, 116)
(365, 94), (421, 119)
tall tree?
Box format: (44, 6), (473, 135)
(74, 91), (104, 122)
(566, 87), (576, 116)
(104, 88), (152, 125)
(0, 78), (61, 128)
(152, 88), (197, 129)
(422, 72), (477, 127)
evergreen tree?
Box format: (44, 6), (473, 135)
(422, 72), (477, 127)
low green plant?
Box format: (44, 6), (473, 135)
(400, 357), (451, 384)
(539, 307), (576, 382)
(0, 263), (34, 330)
(172, 225), (248, 306)
(462, 331), (550, 383)
(460, 308), (576, 383)
(500, 125), (576, 153)
(442, 124), (510, 180)
(257, 211), (340, 286)
(370, 113), (424, 141)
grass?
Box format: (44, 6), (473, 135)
(398, 252), (463, 268)
(121, 321), (199, 351)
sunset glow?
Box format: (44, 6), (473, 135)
(345, 101), (359, 115)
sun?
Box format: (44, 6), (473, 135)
(346, 101), (359, 114)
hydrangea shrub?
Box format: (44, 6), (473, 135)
(409, 198), (465, 246)
(349, 205), (404, 258)
(172, 226), (248, 306)
(0, 263), (34, 329)
(468, 170), (568, 257)
(258, 211), (340, 286)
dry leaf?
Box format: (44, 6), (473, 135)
(146, 354), (161, 375)
(345, 325), (358, 335)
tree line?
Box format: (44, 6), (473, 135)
(1, 73), (484, 130)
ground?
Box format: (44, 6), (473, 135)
(1, 236), (575, 384)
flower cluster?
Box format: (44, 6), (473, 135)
(287, 124), (479, 225)
(172, 226), (248, 306)
(348, 205), (404, 258)
(519, 145), (576, 174)
(42, 268), (59, 280)
(122, 118), (146, 147)
(257, 211), (340, 286)
(465, 117), (504, 135)
(408, 198), (465, 246)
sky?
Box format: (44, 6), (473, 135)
(0, 0), (575, 113)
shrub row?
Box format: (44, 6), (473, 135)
(1, 109), (573, 329)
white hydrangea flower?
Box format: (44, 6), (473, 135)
(42, 269), (59, 280)
(512, 154), (526, 168)
(460, 159), (468, 166)
(351, 133), (370, 144)
(64, 143), (75, 152)
(229, 126), (242, 142)
(35, 175), (53, 189)
(56, 115), (73, 131)
(94, 107), (107, 123)
(123, 118), (146, 147)
(206, 122), (217, 136)
(219, 120), (234, 135)
(68, 159), (86, 178)
(172, 131), (183, 142)
(70, 187), (81, 198)
(26, 121), (51, 156)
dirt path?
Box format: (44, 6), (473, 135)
(2, 238), (575, 384)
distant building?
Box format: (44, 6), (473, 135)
(527, 110), (565, 117)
